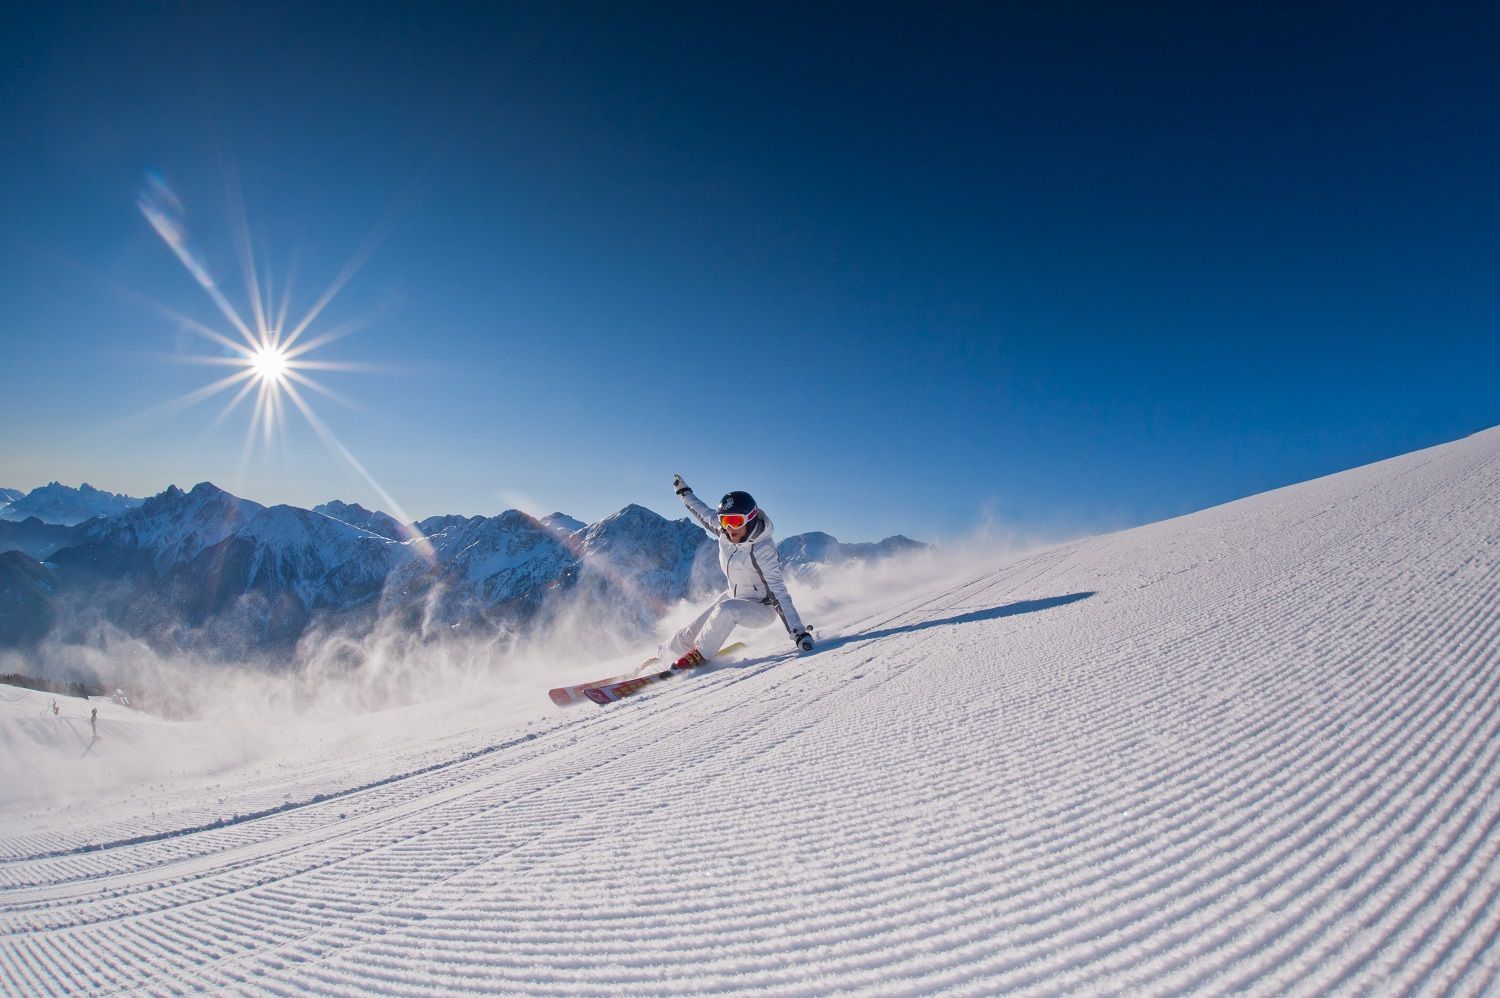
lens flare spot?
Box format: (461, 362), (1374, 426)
(251, 343), (290, 384)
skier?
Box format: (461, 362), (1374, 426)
(657, 474), (814, 670)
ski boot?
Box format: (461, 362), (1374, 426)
(670, 648), (706, 671)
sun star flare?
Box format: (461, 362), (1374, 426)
(132, 172), (435, 564)
(250, 340), (290, 385)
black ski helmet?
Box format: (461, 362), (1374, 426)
(718, 491), (759, 520)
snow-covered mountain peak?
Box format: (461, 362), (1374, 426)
(602, 502), (665, 526)
(0, 481), (143, 526)
(83, 481), (265, 572)
(434, 510), (574, 603)
(243, 504), (384, 545)
(413, 513), (482, 538)
(153, 481), (254, 517)
(579, 504), (679, 548)
(778, 530), (928, 568)
(778, 530), (839, 562)
(540, 511), (586, 537)
(573, 503), (715, 614)
(235, 504), (405, 608)
(452, 510), (559, 565)
(313, 500), (407, 541)
(314, 499), (376, 518)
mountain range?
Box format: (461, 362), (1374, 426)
(0, 482), (142, 525)
(0, 482), (923, 658)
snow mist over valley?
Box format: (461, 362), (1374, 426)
(0, 480), (929, 713)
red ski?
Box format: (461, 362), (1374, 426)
(549, 668), (647, 707)
(582, 642), (747, 705)
(548, 643), (746, 706)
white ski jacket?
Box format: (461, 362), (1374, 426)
(680, 490), (806, 639)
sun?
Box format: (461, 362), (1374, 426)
(250, 342), (290, 384)
(131, 170), (437, 562)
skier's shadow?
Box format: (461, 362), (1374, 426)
(813, 591), (1096, 654)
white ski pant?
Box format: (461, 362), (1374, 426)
(659, 595), (779, 663)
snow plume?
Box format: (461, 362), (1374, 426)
(0, 633), (294, 805)
(783, 522), (1076, 642)
(0, 561), (697, 803)
(29, 517), (1061, 716)
(0, 624), (514, 805)
(6, 562), (669, 717)
(0, 513), (1068, 804)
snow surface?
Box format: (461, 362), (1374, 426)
(2, 428), (1498, 994)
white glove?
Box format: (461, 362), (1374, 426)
(794, 629), (814, 652)
(673, 474), (692, 496)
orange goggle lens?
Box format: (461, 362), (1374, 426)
(719, 513), (750, 530)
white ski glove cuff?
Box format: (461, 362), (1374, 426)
(673, 474), (692, 496)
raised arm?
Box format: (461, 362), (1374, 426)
(673, 474), (719, 538)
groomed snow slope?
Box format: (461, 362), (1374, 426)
(3, 428), (1499, 995)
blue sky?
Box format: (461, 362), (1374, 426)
(2, 4), (1497, 542)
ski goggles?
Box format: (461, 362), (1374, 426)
(719, 512), (755, 530)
